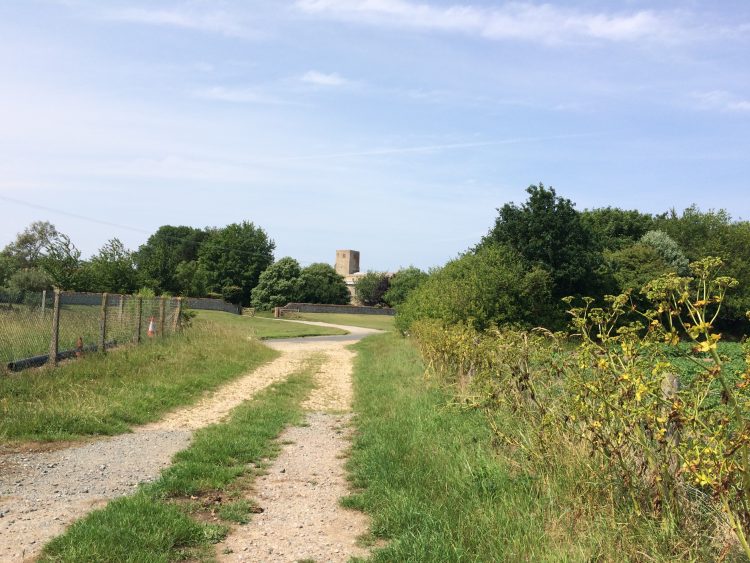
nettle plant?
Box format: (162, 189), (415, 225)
(565, 257), (750, 556)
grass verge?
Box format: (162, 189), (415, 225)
(197, 310), (348, 338)
(40, 361), (317, 562)
(345, 333), (722, 561)
(0, 311), (328, 443)
(281, 312), (394, 331)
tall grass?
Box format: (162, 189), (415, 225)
(345, 333), (731, 561)
(0, 314), (280, 442)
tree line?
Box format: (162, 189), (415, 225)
(0, 221), (348, 309)
(396, 184), (750, 335)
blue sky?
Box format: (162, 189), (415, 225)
(1, 0), (748, 271)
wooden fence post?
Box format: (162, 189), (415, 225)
(49, 289), (60, 367)
(159, 296), (166, 337)
(118, 294), (125, 322)
(134, 296), (143, 343)
(172, 297), (182, 332)
(99, 293), (108, 353)
(41, 289), (46, 319)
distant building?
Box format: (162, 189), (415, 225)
(335, 249), (365, 303)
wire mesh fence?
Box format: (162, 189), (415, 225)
(0, 290), (185, 372)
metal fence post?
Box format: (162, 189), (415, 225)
(41, 289), (46, 320)
(48, 289), (61, 367)
(118, 294), (125, 322)
(172, 297), (182, 332)
(99, 293), (108, 353)
(159, 296), (166, 337)
(134, 296), (143, 343)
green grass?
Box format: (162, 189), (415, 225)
(0, 311), (341, 443)
(345, 333), (726, 562)
(284, 312), (395, 331)
(196, 310), (347, 338)
(41, 364), (316, 562)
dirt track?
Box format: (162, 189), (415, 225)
(0, 321), (378, 562)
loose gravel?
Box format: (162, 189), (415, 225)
(0, 321), (379, 562)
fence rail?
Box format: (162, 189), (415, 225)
(0, 289), (184, 373)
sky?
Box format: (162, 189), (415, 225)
(0, 0), (748, 271)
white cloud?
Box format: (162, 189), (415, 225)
(300, 70), (351, 87)
(99, 7), (255, 38)
(295, 0), (685, 44)
(693, 90), (750, 113)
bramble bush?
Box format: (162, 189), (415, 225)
(410, 256), (750, 558)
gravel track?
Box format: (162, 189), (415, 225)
(0, 321), (378, 562)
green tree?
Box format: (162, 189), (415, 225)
(135, 226), (208, 294)
(198, 222), (275, 306)
(581, 207), (657, 251)
(0, 254), (15, 287)
(480, 184), (603, 301)
(605, 243), (672, 293)
(383, 266), (428, 307)
(4, 267), (52, 293)
(354, 271), (390, 306)
(174, 260), (209, 297)
(250, 257), (302, 310)
(396, 245), (553, 332)
(298, 263), (350, 304)
(80, 238), (138, 294)
(2, 221), (82, 289)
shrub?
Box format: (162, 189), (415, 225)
(298, 263), (350, 304)
(250, 257), (302, 310)
(354, 271), (390, 306)
(395, 245), (552, 333)
(383, 266), (428, 307)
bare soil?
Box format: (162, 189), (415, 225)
(0, 321), (379, 562)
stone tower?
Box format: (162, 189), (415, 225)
(335, 249), (360, 276)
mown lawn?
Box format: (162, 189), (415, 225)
(196, 310), (347, 338)
(286, 312), (395, 331)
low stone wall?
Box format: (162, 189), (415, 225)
(185, 297), (241, 315)
(281, 303), (395, 316)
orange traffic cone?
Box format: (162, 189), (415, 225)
(147, 317), (156, 337)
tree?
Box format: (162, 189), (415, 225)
(298, 263), (350, 304)
(605, 243), (672, 293)
(4, 268), (52, 294)
(0, 253), (18, 287)
(174, 260), (209, 297)
(198, 222), (275, 306)
(250, 257), (302, 310)
(80, 238), (139, 294)
(354, 271), (390, 306)
(581, 207), (657, 251)
(480, 184), (603, 301)
(2, 221), (60, 269)
(395, 245), (553, 332)
(2, 221), (81, 289)
(135, 226), (208, 294)
(640, 230), (689, 275)
(383, 266), (428, 307)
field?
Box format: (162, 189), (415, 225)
(195, 310), (347, 338)
(0, 305), (345, 370)
(344, 333), (742, 561)
(0, 311), (336, 442)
